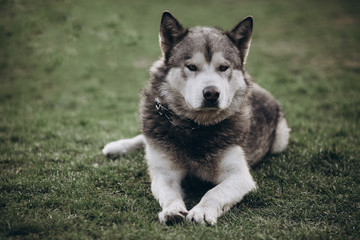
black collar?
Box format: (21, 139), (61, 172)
(155, 98), (201, 131)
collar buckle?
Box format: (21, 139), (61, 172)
(154, 98), (200, 131)
(155, 101), (163, 116)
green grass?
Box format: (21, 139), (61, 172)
(1, 0), (359, 239)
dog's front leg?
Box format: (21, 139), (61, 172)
(146, 144), (188, 225)
(187, 146), (256, 225)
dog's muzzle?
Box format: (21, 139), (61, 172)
(202, 86), (220, 108)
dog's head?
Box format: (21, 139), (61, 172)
(154, 11), (253, 126)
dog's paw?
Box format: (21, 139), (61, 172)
(158, 206), (188, 225)
(186, 204), (219, 225)
(102, 140), (131, 157)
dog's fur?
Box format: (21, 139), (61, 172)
(103, 11), (290, 225)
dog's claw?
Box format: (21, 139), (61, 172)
(159, 208), (188, 225)
(186, 205), (218, 225)
(165, 214), (185, 226)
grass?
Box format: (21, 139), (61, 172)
(0, 0), (359, 239)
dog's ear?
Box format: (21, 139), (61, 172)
(227, 16), (253, 64)
(159, 11), (187, 58)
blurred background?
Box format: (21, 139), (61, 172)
(1, 0), (359, 133)
(1, 0), (359, 150)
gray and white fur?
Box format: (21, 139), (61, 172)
(103, 11), (290, 225)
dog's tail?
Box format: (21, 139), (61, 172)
(271, 112), (291, 154)
(102, 134), (145, 158)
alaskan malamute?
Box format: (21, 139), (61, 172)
(103, 11), (290, 225)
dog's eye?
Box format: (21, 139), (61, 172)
(186, 64), (198, 72)
(219, 65), (229, 72)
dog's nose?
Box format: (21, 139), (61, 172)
(203, 86), (220, 103)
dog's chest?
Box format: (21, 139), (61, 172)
(184, 158), (219, 182)
(166, 129), (231, 181)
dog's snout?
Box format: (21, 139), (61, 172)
(203, 86), (220, 103)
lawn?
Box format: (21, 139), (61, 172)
(0, 0), (359, 239)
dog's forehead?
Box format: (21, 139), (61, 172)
(169, 26), (241, 66)
(187, 51), (228, 65)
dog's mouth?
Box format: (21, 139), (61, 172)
(184, 101), (223, 113)
(201, 100), (220, 110)
(185, 101), (221, 112)
(197, 106), (220, 112)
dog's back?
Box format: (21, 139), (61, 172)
(245, 83), (286, 166)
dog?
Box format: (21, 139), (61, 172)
(102, 11), (290, 225)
